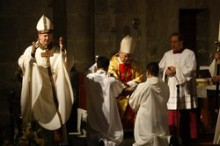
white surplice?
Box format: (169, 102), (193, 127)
(214, 111), (220, 144)
(209, 59), (220, 144)
(159, 49), (197, 110)
(209, 59), (218, 77)
(86, 70), (124, 146)
(129, 77), (170, 146)
(18, 45), (74, 130)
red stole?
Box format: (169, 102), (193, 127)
(119, 63), (133, 84)
(118, 63), (135, 130)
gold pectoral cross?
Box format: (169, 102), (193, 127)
(41, 49), (54, 67)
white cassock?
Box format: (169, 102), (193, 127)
(86, 70), (124, 146)
(209, 59), (218, 77)
(214, 111), (220, 144)
(129, 77), (170, 146)
(159, 49), (197, 110)
(210, 59), (220, 144)
(18, 45), (74, 130)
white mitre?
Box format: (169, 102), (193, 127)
(36, 15), (54, 33)
(120, 35), (136, 54)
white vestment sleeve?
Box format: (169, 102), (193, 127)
(88, 63), (97, 73)
(61, 49), (74, 73)
(175, 51), (196, 84)
(18, 47), (35, 72)
(129, 85), (145, 113)
(214, 110), (220, 144)
(159, 54), (168, 82)
(209, 59), (217, 77)
(18, 46), (36, 123)
(19, 57), (35, 122)
(111, 80), (124, 97)
(127, 80), (138, 88)
(159, 54), (166, 71)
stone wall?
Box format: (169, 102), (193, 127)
(66, 0), (95, 71)
(1, 0), (220, 89)
(1, 0), (220, 142)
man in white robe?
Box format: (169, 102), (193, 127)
(159, 32), (197, 145)
(214, 113), (220, 144)
(209, 51), (220, 144)
(209, 51), (220, 78)
(129, 62), (170, 146)
(18, 15), (74, 144)
(86, 56), (124, 146)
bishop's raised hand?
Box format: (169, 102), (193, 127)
(31, 41), (38, 58)
(59, 37), (65, 52)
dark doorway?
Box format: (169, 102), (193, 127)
(179, 9), (209, 66)
(179, 9), (197, 52)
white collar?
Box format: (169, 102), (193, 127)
(117, 57), (123, 64)
(96, 69), (107, 75)
(146, 77), (159, 84)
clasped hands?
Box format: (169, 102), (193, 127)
(59, 37), (65, 52)
(165, 66), (176, 77)
(118, 83), (135, 97)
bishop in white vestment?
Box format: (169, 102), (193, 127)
(209, 52), (220, 144)
(18, 15), (74, 131)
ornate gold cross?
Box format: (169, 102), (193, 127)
(41, 49), (54, 66)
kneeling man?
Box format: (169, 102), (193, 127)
(86, 56), (124, 146)
(129, 62), (170, 146)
